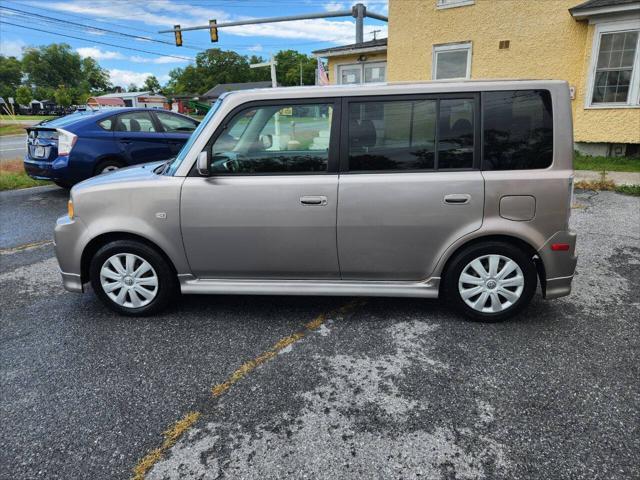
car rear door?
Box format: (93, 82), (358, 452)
(180, 99), (341, 279)
(113, 110), (170, 164)
(154, 111), (199, 156)
(337, 93), (484, 280)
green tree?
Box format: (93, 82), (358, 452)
(127, 83), (138, 92)
(81, 57), (110, 92)
(54, 85), (72, 107)
(274, 50), (316, 86)
(33, 85), (55, 101)
(15, 85), (32, 106)
(143, 75), (161, 92)
(0, 55), (22, 99)
(22, 44), (83, 91)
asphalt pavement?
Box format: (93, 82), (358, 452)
(0, 186), (638, 480)
(0, 134), (27, 162)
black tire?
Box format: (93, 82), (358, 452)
(54, 180), (73, 189)
(94, 159), (124, 176)
(89, 240), (178, 316)
(443, 241), (537, 322)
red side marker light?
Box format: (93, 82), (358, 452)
(551, 243), (570, 251)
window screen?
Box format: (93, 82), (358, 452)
(482, 90), (553, 171)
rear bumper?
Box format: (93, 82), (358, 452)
(24, 155), (72, 182)
(538, 230), (578, 300)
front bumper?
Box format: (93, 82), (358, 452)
(54, 214), (89, 293)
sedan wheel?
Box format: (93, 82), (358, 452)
(101, 165), (120, 173)
(100, 253), (159, 308)
(458, 254), (525, 313)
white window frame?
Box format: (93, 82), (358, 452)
(585, 19), (640, 109)
(336, 61), (387, 85)
(437, 0), (475, 9)
(432, 42), (472, 80)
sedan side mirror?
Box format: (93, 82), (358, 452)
(196, 150), (210, 176)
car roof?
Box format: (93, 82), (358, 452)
(37, 107), (185, 128)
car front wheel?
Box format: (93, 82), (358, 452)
(444, 241), (537, 322)
(89, 240), (177, 316)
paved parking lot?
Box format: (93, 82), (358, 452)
(0, 186), (638, 480)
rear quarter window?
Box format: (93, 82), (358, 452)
(98, 118), (113, 130)
(482, 90), (553, 170)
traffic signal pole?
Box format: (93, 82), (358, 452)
(161, 3), (388, 47)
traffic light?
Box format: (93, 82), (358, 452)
(174, 25), (183, 47)
(209, 19), (218, 43)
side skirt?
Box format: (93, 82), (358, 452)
(178, 275), (441, 298)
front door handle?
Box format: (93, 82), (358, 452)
(444, 194), (471, 205)
(300, 195), (328, 206)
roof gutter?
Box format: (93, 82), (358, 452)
(570, 3), (640, 19)
(313, 45), (388, 58)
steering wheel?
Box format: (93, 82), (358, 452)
(222, 158), (240, 172)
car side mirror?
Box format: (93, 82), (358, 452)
(196, 150), (210, 176)
(260, 134), (273, 150)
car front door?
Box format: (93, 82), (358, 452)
(180, 99), (341, 279)
(337, 94), (484, 280)
(113, 110), (170, 165)
(154, 111), (199, 156)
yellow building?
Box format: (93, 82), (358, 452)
(315, 0), (640, 157)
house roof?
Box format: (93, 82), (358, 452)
(570, 0), (640, 17)
(312, 38), (387, 58)
(87, 97), (125, 107)
(97, 91), (167, 100)
(202, 81), (274, 99)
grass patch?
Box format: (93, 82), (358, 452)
(0, 124), (26, 136)
(0, 159), (50, 190)
(614, 184), (640, 196)
(574, 152), (640, 172)
(0, 114), (55, 121)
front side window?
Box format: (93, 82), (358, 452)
(155, 112), (198, 133)
(483, 90), (553, 171)
(115, 111), (157, 132)
(208, 103), (333, 174)
(348, 97), (474, 171)
(591, 30), (639, 105)
(433, 43), (472, 80)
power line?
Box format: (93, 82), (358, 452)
(0, 5), (205, 52)
(0, 21), (194, 61)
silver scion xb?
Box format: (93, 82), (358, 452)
(54, 80), (577, 321)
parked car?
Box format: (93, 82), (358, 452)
(24, 108), (199, 188)
(54, 80), (577, 321)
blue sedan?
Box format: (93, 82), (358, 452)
(24, 108), (199, 188)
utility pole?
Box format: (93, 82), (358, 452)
(299, 61), (303, 86)
(250, 55), (278, 88)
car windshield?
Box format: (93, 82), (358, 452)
(164, 99), (223, 176)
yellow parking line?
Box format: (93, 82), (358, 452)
(131, 299), (364, 480)
(0, 239), (53, 255)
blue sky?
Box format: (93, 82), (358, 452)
(0, 0), (388, 88)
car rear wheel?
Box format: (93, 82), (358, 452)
(444, 241), (537, 322)
(89, 240), (177, 316)
(95, 159), (124, 175)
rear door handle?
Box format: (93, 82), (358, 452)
(444, 194), (471, 205)
(300, 195), (328, 206)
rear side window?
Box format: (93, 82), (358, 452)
(115, 111), (157, 133)
(482, 90), (553, 170)
(347, 97), (474, 171)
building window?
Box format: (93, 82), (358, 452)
(337, 62), (386, 85)
(437, 0), (475, 9)
(588, 23), (640, 107)
(433, 43), (472, 80)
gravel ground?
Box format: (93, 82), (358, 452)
(0, 186), (638, 480)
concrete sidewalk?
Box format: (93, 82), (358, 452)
(575, 170), (640, 186)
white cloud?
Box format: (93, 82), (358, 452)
(324, 2), (346, 11)
(246, 44), (263, 52)
(0, 39), (26, 58)
(130, 55), (192, 64)
(76, 47), (124, 60)
(108, 69), (155, 87)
